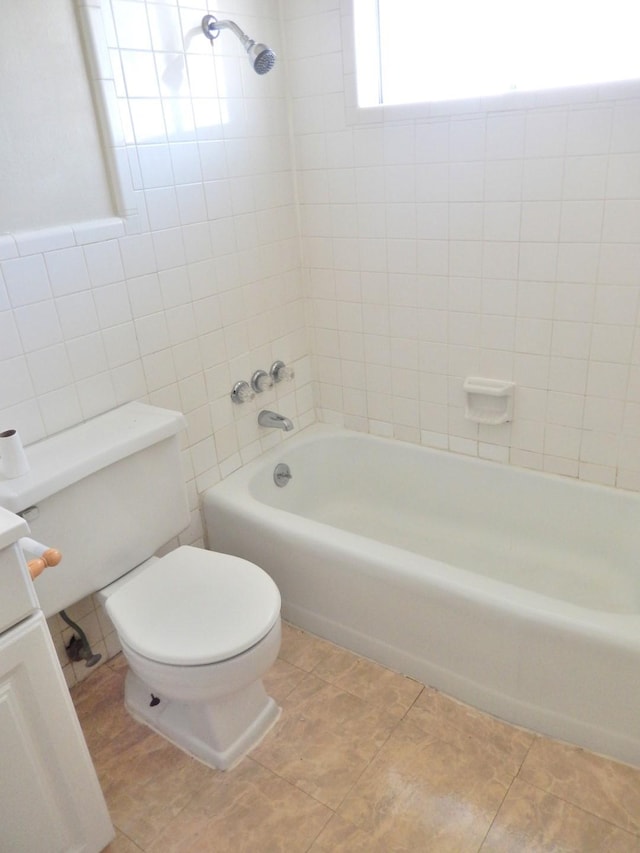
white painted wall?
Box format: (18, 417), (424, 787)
(0, 0), (114, 232)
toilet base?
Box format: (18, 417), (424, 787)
(123, 670), (281, 770)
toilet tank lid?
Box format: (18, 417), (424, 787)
(0, 403), (186, 513)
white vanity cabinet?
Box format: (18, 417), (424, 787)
(0, 508), (114, 853)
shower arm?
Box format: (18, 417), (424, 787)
(202, 15), (254, 51)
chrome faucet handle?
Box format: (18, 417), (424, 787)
(251, 369), (274, 393)
(230, 380), (255, 403)
(269, 360), (295, 383)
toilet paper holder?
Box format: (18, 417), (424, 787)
(19, 536), (62, 580)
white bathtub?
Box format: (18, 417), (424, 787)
(203, 425), (640, 765)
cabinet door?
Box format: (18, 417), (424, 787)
(0, 613), (113, 853)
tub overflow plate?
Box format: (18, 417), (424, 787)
(273, 462), (292, 487)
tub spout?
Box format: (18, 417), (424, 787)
(258, 410), (294, 431)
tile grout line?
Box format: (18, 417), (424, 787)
(513, 734), (640, 839)
(306, 680), (429, 845)
(302, 806), (335, 853)
(511, 772), (640, 841)
(475, 732), (539, 851)
(255, 641), (429, 846)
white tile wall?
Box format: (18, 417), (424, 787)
(0, 0), (311, 684)
(283, 0), (640, 492)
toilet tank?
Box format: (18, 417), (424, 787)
(0, 403), (190, 618)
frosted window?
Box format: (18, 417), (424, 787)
(354, 0), (640, 107)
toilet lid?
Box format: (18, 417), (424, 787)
(105, 546), (281, 666)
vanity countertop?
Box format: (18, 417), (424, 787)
(0, 506), (28, 550)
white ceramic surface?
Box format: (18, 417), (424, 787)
(204, 423), (640, 766)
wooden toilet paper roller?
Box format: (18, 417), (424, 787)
(18, 537), (63, 580)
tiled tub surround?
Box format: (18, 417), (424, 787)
(286, 2), (640, 491)
(73, 623), (640, 851)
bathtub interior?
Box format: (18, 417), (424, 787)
(246, 432), (640, 614)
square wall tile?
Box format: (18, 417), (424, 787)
(2, 255), (52, 307)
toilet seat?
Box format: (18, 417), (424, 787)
(104, 546), (281, 666)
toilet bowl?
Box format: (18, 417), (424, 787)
(99, 545), (282, 770)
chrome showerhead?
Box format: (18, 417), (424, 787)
(202, 14), (276, 75)
(248, 42), (276, 75)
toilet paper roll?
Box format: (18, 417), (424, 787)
(0, 428), (30, 478)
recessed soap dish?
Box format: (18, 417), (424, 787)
(463, 377), (515, 425)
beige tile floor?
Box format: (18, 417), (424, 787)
(71, 623), (640, 852)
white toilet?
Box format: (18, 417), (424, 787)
(0, 402), (282, 770)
